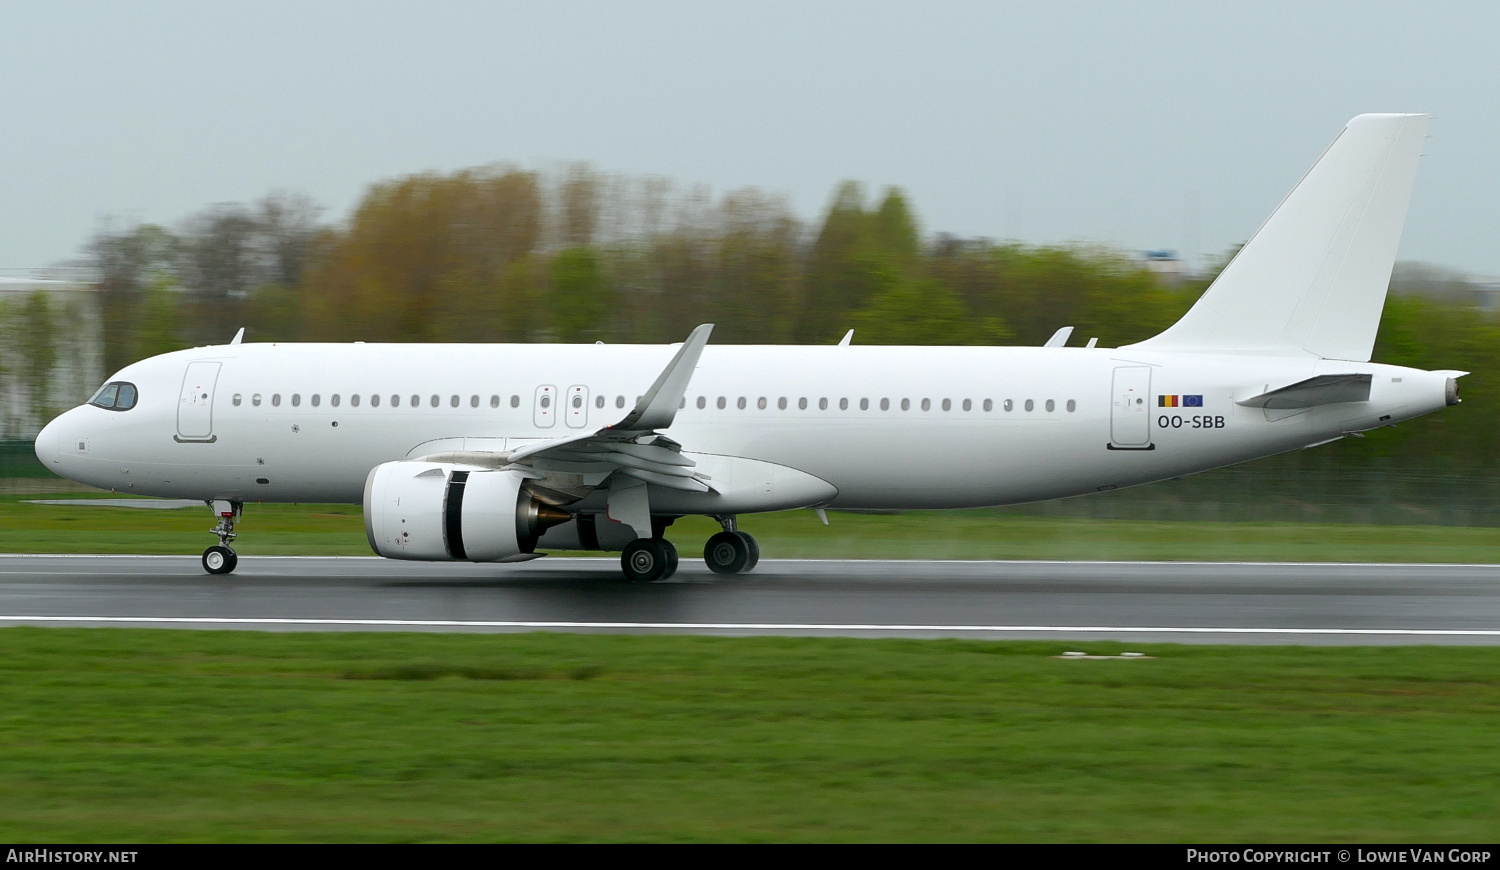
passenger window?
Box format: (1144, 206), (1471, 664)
(292, 394), (301, 407)
(717, 397), (727, 409)
(410, 394), (419, 407)
(1067, 399), (1076, 412)
(491, 395), (500, 408)
(450, 395), (459, 408)
(984, 399), (994, 412)
(678, 398), (685, 409)
(818, 398), (827, 410)
(1045, 399), (1055, 412)
(860, 398), (869, 410)
(880, 399), (890, 411)
(921, 399), (931, 411)
(232, 394), (242, 407)
(371, 394), (380, 407)
(1025, 399), (1034, 412)
(839, 398), (848, 410)
(272, 394), (282, 407)
(430, 395), (440, 408)
(252, 394), (263, 407)
(331, 394), (340, 407)
(469, 395), (479, 408)
(757, 397), (767, 410)
(901, 398), (910, 411)
(962, 399), (971, 411)
(391, 395), (400, 407)
(511, 395), (520, 408)
(311, 394), (320, 407)
(616, 395), (625, 409)
(351, 394), (360, 407)
(697, 396), (706, 409)
(738, 397), (747, 410)
(1003, 399), (1012, 412)
(776, 397), (785, 410)
(941, 399), (950, 411)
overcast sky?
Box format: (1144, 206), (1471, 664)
(3, 1), (1497, 275)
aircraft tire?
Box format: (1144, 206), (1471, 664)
(704, 531), (749, 575)
(661, 540), (680, 580)
(203, 545), (236, 575)
(621, 538), (670, 582)
(736, 531), (760, 572)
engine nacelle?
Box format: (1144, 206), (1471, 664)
(363, 461), (568, 561)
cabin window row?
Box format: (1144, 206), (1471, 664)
(230, 393), (638, 409)
(229, 392), (1078, 414)
(694, 396), (1078, 413)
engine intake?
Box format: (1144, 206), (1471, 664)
(364, 461), (569, 561)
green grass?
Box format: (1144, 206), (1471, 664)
(4, 494), (1500, 562)
(1, 628), (1497, 842)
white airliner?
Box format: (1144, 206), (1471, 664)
(35, 114), (1462, 580)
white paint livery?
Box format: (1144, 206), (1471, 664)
(33, 114), (1464, 580)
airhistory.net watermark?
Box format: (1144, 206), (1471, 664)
(5, 851), (137, 864)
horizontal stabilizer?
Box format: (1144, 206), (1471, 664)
(1236, 374), (1372, 409)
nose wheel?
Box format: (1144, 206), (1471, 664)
(203, 545), (238, 575)
(202, 500), (242, 575)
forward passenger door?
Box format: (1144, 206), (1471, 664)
(176, 361), (221, 443)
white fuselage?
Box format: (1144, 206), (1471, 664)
(35, 341), (1453, 512)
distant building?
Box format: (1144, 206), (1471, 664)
(1468, 275), (1500, 312)
(1137, 250), (1190, 283)
(0, 270), (103, 440)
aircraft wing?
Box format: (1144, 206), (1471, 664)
(502, 324), (716, 495)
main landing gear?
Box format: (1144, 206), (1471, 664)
(620, 537), (680, 583)
(617, 516), (759, 582)
(202, 500), (241, 575)
(702, 514), (759, 576)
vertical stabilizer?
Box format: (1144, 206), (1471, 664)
(1127, 114), (1428, 361)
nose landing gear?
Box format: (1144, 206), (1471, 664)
(203, 500), (241, 575)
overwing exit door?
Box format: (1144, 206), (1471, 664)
(533, 385), (557, 428)
(1109, 365), (1153, 449)
(176, 361), (221, 442)
(565, 385), (589, 428)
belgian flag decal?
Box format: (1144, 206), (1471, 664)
(1158, 395), (1203, 407)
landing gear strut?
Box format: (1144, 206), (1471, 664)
(621, 537), (678, 582)
(203, 500), (241, 575)
(704, 515), (759, 575)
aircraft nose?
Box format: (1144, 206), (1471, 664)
(34, 410), (72, 473)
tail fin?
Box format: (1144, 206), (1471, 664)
(1127, 113), (1429, 361)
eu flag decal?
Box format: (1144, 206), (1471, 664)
(1159, 395), (1204, 407)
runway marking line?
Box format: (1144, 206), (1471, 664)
(2, 555), (1500, 570)
(2, 615), (1499, 636)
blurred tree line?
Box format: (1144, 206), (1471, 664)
(70, 164), (1500, 482)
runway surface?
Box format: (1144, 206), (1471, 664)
(3, 554), (1500, 644)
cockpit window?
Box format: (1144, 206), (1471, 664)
(89, 381), (138, 411)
